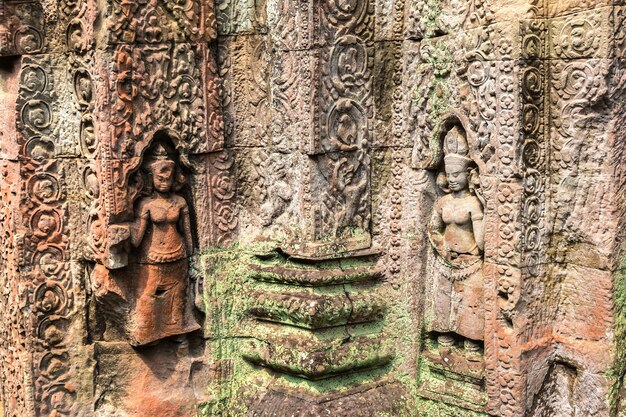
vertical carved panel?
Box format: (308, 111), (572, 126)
(208, 150), (238, 246)
(0, 159), (32, 417)
(276, 0), (375, 256)
(0, 1), (45, 56)
(519, 17), (549, 358)
(15, 55), (80, 417)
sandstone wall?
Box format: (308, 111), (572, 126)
(0, 0), (624, 416)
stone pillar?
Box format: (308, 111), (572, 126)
(212, 1), (410, 415)
(0, 0), (232, 416)
(404, 1), (625, 416)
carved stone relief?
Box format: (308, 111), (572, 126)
(0, 0), (626, 416)
(418, 122), (487, 409)
(120, 140), (202, 346)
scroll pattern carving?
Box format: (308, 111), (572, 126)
(16, 56), (78, 417)
(462, 27), (496, 164)
(209, 150), (238, 246)
(520, 19), (546, 296)
(551, 10), (607, 60)
(71, 50), (101, 269)
(387, 152), (404, 276)
(545, 10), (613, 417)
(0, 1), (44, 56)
(291, 0), (374, 254)
(0, 161), (32, 417)
(550, 12), (612, 266)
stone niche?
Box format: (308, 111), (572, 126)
(0, 0), (626, 416)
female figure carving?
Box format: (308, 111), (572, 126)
(129, 142), (201, 346)
(427, 125), (485, 353)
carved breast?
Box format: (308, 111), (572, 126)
(142, 199), (185, 263)
(441, 198), (474, 226)
(149, 201), (182, 224)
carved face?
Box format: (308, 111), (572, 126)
(152, 163), (175, 193)
(446, 167), (469, 192)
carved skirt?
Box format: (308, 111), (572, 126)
(429, 255), (484, 342)
(131, 259), (201, 346)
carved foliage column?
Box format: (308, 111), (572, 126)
(542, 5), (614, 416)
(5, 0), (100, 415)
(17, 55), (76, 417)
(0, 2), (46, 416)
(273, 0), (374, 257)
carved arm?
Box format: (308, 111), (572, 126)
(471, 210), (485, 253)
(428, 202), (448, 257)
(130, 202), (149, 248)
(180, 204), (193, 256)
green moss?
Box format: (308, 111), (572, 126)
(194, 241), (487, 416)
(422, 0), (443, 39)
(194, 243), (380, 414)
(195, 243), (263, 415)
(610, 250), (626, 415)
(415, 397), (486, 417)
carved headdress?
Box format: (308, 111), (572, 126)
(147, 142), (175, 172)
(142, 141), (186, 192)
(443, 125), (471, 172)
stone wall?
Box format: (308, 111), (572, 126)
(0, 0), (625, 416)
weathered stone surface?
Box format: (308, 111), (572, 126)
(1, 0), (626, 416)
